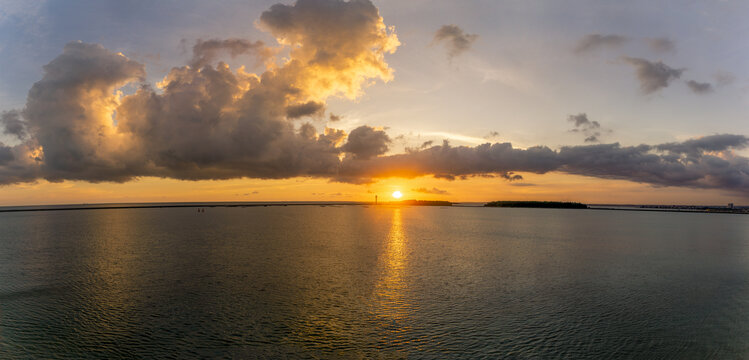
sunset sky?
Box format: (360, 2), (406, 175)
(1, 0), (748, 205)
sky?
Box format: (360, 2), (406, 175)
(0, 0), (748, 206)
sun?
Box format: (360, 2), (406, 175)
(392, 191), (403, 199)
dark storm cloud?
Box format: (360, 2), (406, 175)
(621, 57), (684, 93)
(1, 110), (27, 140)
(567, 113), (602, 143)
(646, 37), (675, 53)
(412, 187), (449, 195)
(574, 34), (628, 53)
(686, 80), (713, 94)
(433, 25), (478, 59)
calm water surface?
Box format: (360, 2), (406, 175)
(1, 206), (749, 358)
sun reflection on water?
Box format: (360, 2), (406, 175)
(374, 208), (410, 322)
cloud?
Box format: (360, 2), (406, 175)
(433, 25), (478, 59)
(655, 134), (747, 157)
(341, 125), (390, 160)
(337, 140), (560, 182)
(510, 182), (536, 187)
(713, 72), (735, 86)
(336, 134), (749, 193)
(621, 57), (684, 93)
(556, 137), (749, 191)
(567, 113), (603, 143)
(259, 0), (399, 99)
(286, 101), (325, 119)
(499, 172), (523, 181)
(1, 110), (27, 140)
(574, 34), (628, 53)
(568, 113), (599, 128)
(646, 37), (675, 53)
(0, 144), (13, 165)
(23, 41), (146, 182)
(1, 1), (749, 196)
(0, 0), (399, 184)
(686, 80), (713, 94)
(328, 113), (342, 122)
(189, 38), (274, 68)
(412, 187), (449, 195)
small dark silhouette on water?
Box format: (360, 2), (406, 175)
(485, 201), (588, 209)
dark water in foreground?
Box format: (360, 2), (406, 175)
(1, 206), (749, 358)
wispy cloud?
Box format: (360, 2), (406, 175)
(422, 132), (489, 145)
(574, 34), (628, 53)
(646, 37), (676, 53)
(412, 187), (449, 195)
(621, 57), (684, 93)
(433, 25), (478, 59)
(567, 113), (607, 143)
(686, 80), (713, 94)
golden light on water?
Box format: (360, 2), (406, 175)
(392, 191), (402, 199)
(374, 208), (410, 322)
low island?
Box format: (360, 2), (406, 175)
(484, 201), (588, 209)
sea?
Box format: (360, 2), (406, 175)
(1, 204), (748, 358)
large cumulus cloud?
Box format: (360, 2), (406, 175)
(24, 42), (146, 182)
(0, 0), (399, 183)
(0, 0), (748, 196)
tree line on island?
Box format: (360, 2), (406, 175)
(380, 200), (588, 208)
(484, 201), (588, 209)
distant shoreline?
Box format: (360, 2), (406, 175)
(0, 202), (364, 213)
(587, 205), (748, 215)
(0, 201), (745, 215)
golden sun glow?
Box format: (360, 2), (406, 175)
(392, 191), (402, 199)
